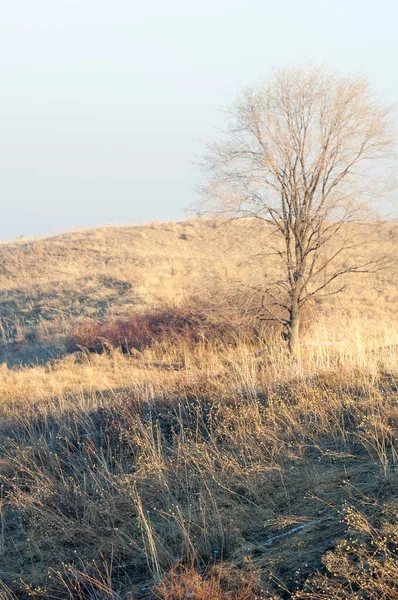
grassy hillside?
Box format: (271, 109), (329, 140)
(0, 219), (397, 599)
(0, 220), (265, 365)
(0, 219), (397, 365)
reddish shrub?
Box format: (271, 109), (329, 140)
(69, 307), (210, 353)
(68, 288), (316, 353)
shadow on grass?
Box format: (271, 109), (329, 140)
(0, 274), (142, 366)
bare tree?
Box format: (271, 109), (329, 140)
(200, 66), (395, 354)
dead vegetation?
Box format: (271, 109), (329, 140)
(0, 220), (396, 598)
(67, 286), (289, 354)
(0, 219), (396, 365)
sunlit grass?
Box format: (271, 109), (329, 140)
(0, 220), (396, 597)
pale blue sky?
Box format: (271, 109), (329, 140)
(0, 0), (397, 240)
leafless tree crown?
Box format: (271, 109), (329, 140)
(200, 66), (396, 351)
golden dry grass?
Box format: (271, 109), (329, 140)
(0, 219), (397, 598)
(0, 219), (396, 362)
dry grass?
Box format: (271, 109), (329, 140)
(0, 219), (396, 364)
(0, 219), (396, 598)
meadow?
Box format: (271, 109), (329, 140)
(0, 219), (397, 599)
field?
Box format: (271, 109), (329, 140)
(0, 219), (397, 599)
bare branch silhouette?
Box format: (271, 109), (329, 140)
(199, 66), (396, 354)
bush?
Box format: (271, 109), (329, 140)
(68, 286), (316, 354)
(68, 308), (202, 353)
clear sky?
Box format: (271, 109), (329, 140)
(0, 0), (397, 240)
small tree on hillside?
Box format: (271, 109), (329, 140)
(200, 66), (395, 354)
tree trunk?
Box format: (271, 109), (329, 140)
(287, 295), (300, 357)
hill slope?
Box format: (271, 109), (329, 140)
(0, 219), (397, 365)
(0, 220), (397, 598)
